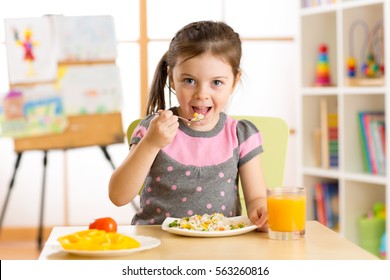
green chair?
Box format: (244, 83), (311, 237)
(126, 116), (289, 215)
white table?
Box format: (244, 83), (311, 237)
(39, 221), (378, 260)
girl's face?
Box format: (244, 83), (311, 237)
(170, 52), (239, 131)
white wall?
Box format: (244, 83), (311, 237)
(0, 0), (298, 227)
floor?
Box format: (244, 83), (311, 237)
(0, 240), (41, 260)
(0, 227), (51, 260)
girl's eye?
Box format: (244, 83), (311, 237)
(184, 78), (195, 85)
(212, 80), (223, 87)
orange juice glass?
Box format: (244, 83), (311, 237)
(267, 187), (306, 240)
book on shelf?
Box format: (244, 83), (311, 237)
(358, 111), (386, 175)
(320, 97), (329, 168)
(313, 181), (339, 230)
(314, 98), (338, 169)
(328, 112), (338, 168)
(302, 0), (336, 8)
(314, 128), (322, 167)
(314, 182), (326, 225)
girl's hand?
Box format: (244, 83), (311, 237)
(144, 110), (179, 148)
(248, 204), (268, 232)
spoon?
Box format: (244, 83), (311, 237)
(154, 112), (204, 125)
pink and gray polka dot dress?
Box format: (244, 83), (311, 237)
(130, 107), (263, 225)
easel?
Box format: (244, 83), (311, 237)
(0, 112), (124, 249)
(1, 15), (125, 250)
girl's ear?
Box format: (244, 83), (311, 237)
(168, 67), (175, 90)
(231, 71), (242, 93)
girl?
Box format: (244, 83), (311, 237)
(109, 21), (268, 230)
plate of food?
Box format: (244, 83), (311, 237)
(56, 229), (160, 257)
(162, 213), (257, 237)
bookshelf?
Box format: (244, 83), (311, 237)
(297, 0), (389, 259)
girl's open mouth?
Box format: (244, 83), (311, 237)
(192, 106), (211, 116)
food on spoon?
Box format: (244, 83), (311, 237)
(89, 217), (117, 233)
(187, 112), (204, 126)
(57, 229), (140, 251)
(168, 213), (246, 231)
(191, 112), (204, 122)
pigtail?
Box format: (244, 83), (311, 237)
(146, 51), (169, 115)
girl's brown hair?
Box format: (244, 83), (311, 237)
(146, 21), (242, 115)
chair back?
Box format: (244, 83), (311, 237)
(127, 119), (142, 144)
(126, 116), (289, 215)
(232, 116), (289, 188)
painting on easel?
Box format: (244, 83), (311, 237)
(0, 86), (67, 138)
(4, 17), (57, 84)
(58, 64), (123, 116)
(53, 15), (117, 62)
(1, 15), (124, 146)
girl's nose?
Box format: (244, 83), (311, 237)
(194, 84), (210, 99)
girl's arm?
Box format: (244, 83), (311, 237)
(239, 155), (268, 231)
(109, 110), (179, 206)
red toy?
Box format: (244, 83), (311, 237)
(315, 44), (331, 86)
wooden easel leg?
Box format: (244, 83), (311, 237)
(0, 152), (23, 234)
(38, 150), (48, 250)
(100, 146), (115, 170)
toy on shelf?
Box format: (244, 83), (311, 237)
(346, 19), (384, 86)
(380, 232), (387, 259)
(346, 56), (357, 78)
(315, 43), (331, 86)
(374, 203), (387, 259)
(358, 202), (386, 257)
(361, 53), (380, 78)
